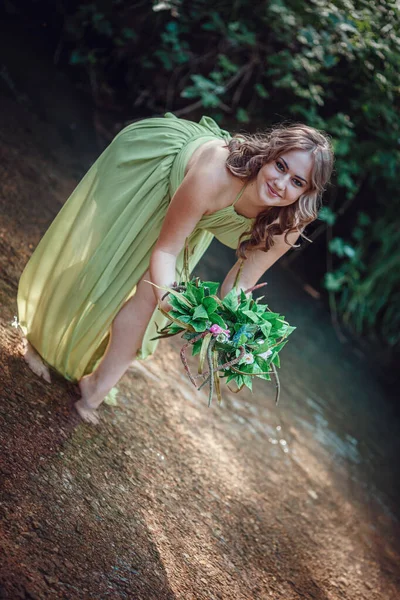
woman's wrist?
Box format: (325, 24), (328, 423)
(149, 248), (178, 302)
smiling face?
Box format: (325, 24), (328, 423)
(256, 150), (314, 208)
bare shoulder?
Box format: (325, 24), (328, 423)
(185, 138), (229, 176)
(184, 140), (237, 213)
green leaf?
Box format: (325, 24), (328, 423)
(243, 375), (253, 390)
(257, 320), (271, 337)
(260, 324), (272, 338)
(254, 354), (271, 369)
(272, 354), (280, 368)
(269, 340), (288, 355)
(192, 339), (203, 356)
(183, 285), (198, 305)
(208, 313), (227, 328)
(253, 340), (270, 354)
(318, 206), (337, 225)
(239, 289), (247, 303)
(324, 272), (345, 292)
(222, 288), (239, 312)
(169, 311), (192, 323)
(236, 108), (250, 123)
(190, 320), (208, 332)
(329, 237), (356, 259)
(215, 341), (234, 352)
(148, 281), (193, 308)
(158, 306), (191, 331)
(217, 54), (237, 74)
(333, 138), (350, 156)
(192, 305), (209, 320)
(202, 296), (219, 315)
(241, 310), (259, 323)
(283, 326), (296, 337)
(187, 284), (204, 303)
(255, 83), (269, 98)
(203, 282), (220, 295)
(169, 295), (192, 314)
(358, 212), (371, 227)
(261, 311), (280, 322)
(256, 372), (271, 381)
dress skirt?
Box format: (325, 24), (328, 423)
(17, 114), (231, 381)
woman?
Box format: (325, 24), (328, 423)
(18, 113), (333, 424)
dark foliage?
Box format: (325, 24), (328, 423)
(3, 0), (400, 349)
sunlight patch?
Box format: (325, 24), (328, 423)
(104, 387), (119, 406)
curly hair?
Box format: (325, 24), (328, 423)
(226, 124), (334, 258)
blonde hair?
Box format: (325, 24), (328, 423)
(226, 124), (334, 258)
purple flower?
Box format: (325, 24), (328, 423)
(209, 324), (230, 338)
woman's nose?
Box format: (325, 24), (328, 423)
(275, 174), (289, 190)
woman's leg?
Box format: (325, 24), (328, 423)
(75, 271), (157, 424)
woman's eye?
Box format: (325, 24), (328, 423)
(276, 160), (284, 171)
(293, 179), (303, 187)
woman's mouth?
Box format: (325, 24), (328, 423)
(266, 183), (281, 198)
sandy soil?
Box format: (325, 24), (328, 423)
(1, 91), (400, 600)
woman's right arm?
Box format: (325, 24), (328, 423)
(149, 164), (224, 303)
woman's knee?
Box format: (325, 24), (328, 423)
(113, 274), (156, 328)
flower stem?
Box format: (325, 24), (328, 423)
(180, 331), (208, 386)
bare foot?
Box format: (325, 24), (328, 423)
(74, 375), (103, 425)
(74, 398), (100, 425)
(23, 341), (51, 383)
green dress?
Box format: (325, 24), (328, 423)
(17, 113), (253, 382)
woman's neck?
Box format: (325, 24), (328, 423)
(233, 177), (268, 219)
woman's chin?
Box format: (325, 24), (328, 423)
(261, 195), (280, 207)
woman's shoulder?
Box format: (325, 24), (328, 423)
(186, 139), (228, 178)
(184, 140), (235, 208)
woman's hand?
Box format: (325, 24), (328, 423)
(158, 281), (187, 313)
(158, 294), (173, 313)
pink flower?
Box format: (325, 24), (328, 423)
(209, 324), (230, 337)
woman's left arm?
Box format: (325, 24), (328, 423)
(220, 231), (299, 297)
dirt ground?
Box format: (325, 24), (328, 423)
(1, 74), (400, 599)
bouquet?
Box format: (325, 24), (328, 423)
(148, 255), (295, 407)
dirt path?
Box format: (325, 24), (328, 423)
(1, 91), (400, 600)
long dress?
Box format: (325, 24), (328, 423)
(17, 113), (254, 382)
